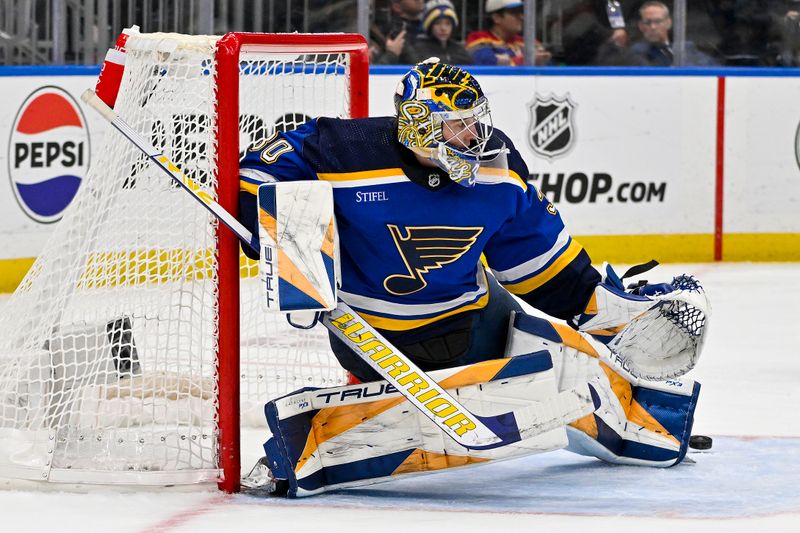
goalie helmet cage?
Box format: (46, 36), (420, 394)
(0, 32), (369, 493)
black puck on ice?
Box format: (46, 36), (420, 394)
(689, 435), (713, 450)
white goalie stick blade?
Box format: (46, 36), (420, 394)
(81, 89), (593, 452)
(323, 303), (595, 450)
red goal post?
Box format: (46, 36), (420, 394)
(215, 33), (369, 492)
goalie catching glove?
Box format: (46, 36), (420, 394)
(570, 261), (711, 381)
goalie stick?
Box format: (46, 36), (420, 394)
(80, 90), (259, 254)
(80, 89), (594, 450)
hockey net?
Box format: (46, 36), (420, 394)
(0, 32), (368, 490)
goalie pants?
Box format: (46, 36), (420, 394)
(329, 274), (523, 382)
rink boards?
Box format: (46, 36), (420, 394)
(0, 67), (799, 292)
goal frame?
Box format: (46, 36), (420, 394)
(214, 32), (369, 493)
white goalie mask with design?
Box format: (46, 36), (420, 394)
(395, 59), (507, 187)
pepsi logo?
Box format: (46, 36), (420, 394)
(8, 86), (90, 223)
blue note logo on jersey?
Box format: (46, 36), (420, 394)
(384, 225), (483, 295)
(527, 94), (576, 160)
(8, 86), (90, 223)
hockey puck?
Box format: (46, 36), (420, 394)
(689, 435), (713, 450)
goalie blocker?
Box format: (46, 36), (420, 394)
(259, 311), (700, 497)
(256, 181), (338, 314)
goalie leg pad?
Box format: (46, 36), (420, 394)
(263, 351), (570, 497)
(502, 311), (702, 467)
(566, 369), (701, 467)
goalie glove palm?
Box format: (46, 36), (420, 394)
(571, 263), (711, 381)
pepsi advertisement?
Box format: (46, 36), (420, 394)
(0, 68), (798, 294)
(8, 86), (90, 223)
(0, 74), (109, 290)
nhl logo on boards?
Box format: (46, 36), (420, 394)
(8, 86), (90, 223)
(526, 94), (576, 160)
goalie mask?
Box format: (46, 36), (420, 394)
(394, 59), (502, 187)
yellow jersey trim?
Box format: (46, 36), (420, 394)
(317, 168), (404, 182)
(240, 180), (259, 195)
(356, 291), (490, 331)
(502, 239), (584, 294)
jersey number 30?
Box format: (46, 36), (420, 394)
(252, 136), (294, 165)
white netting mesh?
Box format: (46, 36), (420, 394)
(0, 33), (350, 485)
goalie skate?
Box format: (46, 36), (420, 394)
(241, 456), (288, 496)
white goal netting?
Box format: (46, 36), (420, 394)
(0, 33), (357, 486)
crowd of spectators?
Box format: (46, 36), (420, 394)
(363, 0), (800, 67)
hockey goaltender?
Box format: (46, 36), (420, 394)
(236, 58), (711, 497)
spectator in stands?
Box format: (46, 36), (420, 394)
(413, 0), (472, 64)
(546, 0), (628, 65)
(558, 0), (646, 66)
(705, 0), (784, 67)
(780, 0), (800, 65)
(466, 0), (552, 66)
(371, 0), (425, 64)
(630, 1), (718, 66)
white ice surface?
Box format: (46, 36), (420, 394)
(1, 262), (799, 533)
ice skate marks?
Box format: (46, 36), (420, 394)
(251, 436), (800, 519)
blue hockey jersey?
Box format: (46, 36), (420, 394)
(239, 117), (598, 331)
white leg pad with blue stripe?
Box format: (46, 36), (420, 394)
(262, 310), (700, 497)
(263, 350), (571, 497)
(505, 311), (701, 467)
